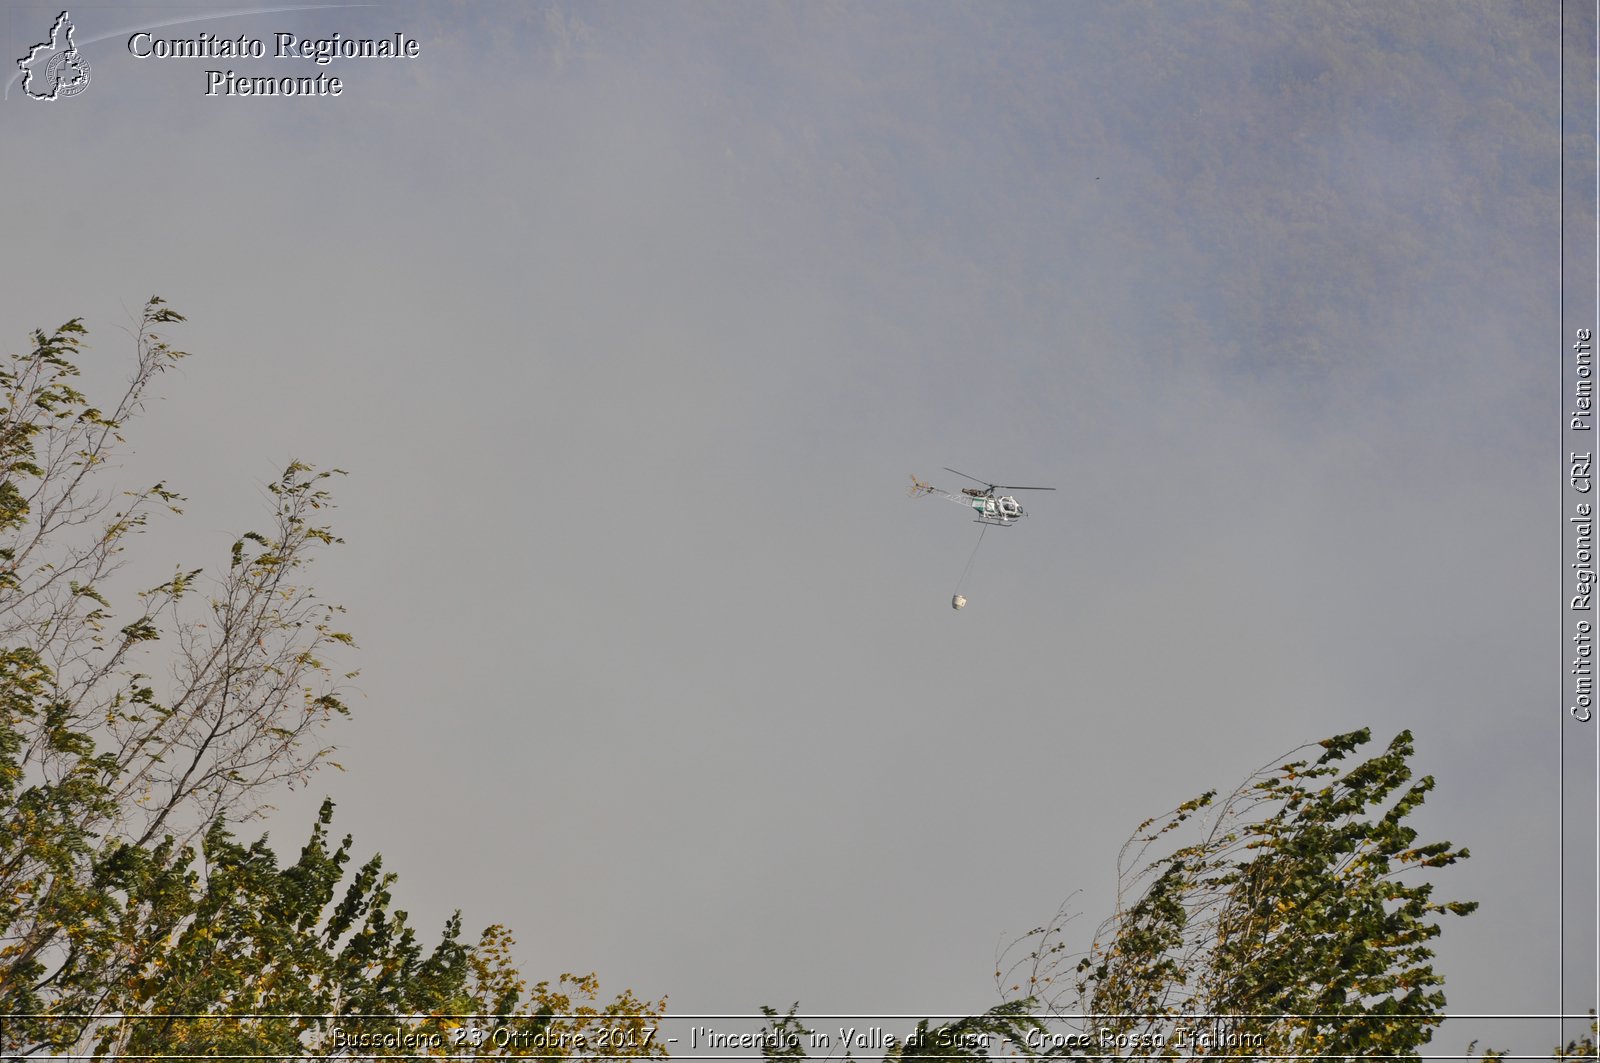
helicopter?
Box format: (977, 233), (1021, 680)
(907, 468), (1055, 527)
(908, 468), (1054, 609)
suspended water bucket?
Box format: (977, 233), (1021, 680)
(951, 594), (967, 610)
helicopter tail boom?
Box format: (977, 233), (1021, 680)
(910, 475), (971, 509)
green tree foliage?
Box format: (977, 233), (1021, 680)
(66, 802), (663, 1059)
(1474, 1013), (1598, 1063)
(761, 730), (1474, 1063)
(1551, 1016), (1597, 1062)
(0, 305), (663, 1058)
(998, 728), (1475, 1059)
(758, 1002), (1051, 1063)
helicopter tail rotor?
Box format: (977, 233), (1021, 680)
(908, 474), (937, 498)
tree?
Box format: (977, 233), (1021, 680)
(0, 299), (354, 1049)
(1473, 1013), (1597, 1063)
(0, 303), (352, 855)
(1551, 1016), (1597, 1062)
(758, 1001), (1050, 1063)
(71, 802), (665, 1059)
(755, 729), (1477, 1063)
(0, 304), (662, 1057)
(998, 728), (1476, 1059)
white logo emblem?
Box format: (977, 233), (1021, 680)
(17, 11), (91, 100)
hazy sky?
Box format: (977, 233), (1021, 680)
(3, 0), (1594, 1054)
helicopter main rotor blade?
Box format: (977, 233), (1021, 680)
(943, 467), (993, 488)
(994, 485), (1056, 491)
